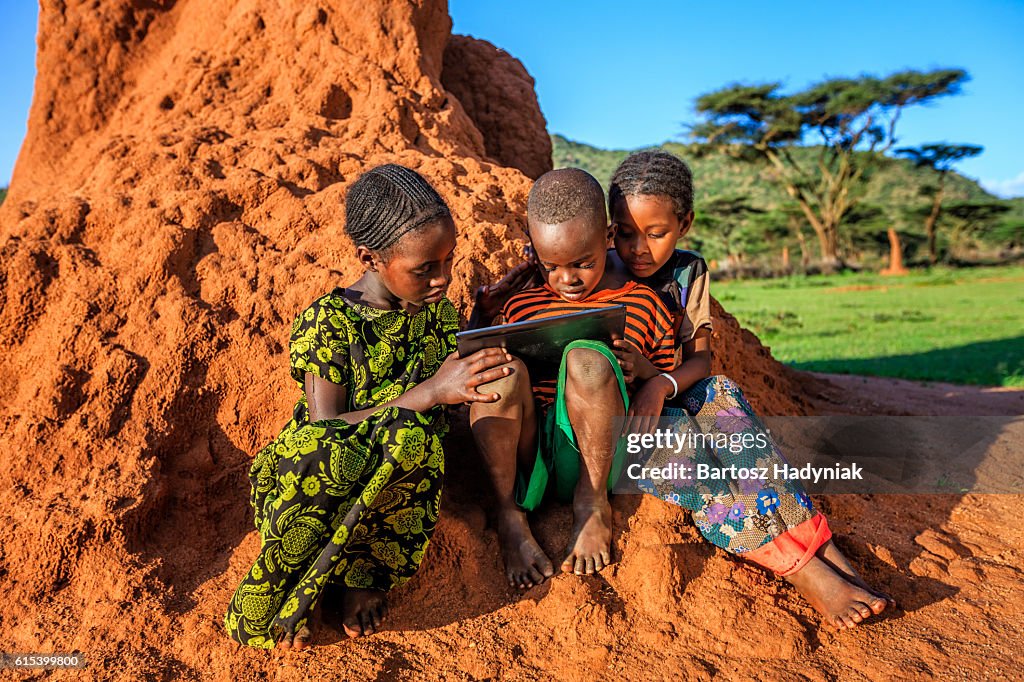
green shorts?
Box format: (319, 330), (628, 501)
(514, 340), (630, 511)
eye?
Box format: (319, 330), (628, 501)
(649, 232), (666, 239)
(576, 262), (595, 270)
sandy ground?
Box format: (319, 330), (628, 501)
(161, 373), (1022, 681)
(809, 372), (1024, 417)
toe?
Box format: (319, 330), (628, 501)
(527, 565), (545, 585)
(540, 557), (555, 578)
(361, 612), (375, 636)
(599, 550), (612, 567)
(560, 554), (576, 573)
(870, 596), (888, 614)
(294, 628), (312, 650)
(584, 557), (596, 575)
(856, 602), (873, 619)
(574, 556), (586, 575)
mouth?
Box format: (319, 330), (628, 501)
(423, 290), (445, 303)
(559, 289), (586, 301)
(629, 259), (655, 270)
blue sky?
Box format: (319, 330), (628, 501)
(2, 1), (1022, 196)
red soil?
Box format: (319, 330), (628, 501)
(0, 1), (1020, 679)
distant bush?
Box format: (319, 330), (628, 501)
(0, 186), (6, 206)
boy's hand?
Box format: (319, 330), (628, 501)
(612, 339), (659, 384)
(427, 348), (515, 405)
(474, 261), (541, 322)
(624, 375), (674, 437)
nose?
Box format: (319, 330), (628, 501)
(632, 235), (650, 256)
(429, 264), (451, 289)
(557, 269), (580, 287)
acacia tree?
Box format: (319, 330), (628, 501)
(940, 200), (1011, 256)
(690, 69), (968, 270)
(699, 195), (763, 271)
(895, 143), (983, 264)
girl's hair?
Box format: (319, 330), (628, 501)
(344, 164), (452, 253)
(608, 151), (694, 219)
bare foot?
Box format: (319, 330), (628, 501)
(818, 540), (896, 608)
(786, 555), (890, 630)
(498, 507), (555, 589)
(340, 587), (388, 638)
(560, 500), (613, 575)
(275, 602), (321, 651)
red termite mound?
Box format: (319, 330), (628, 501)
(0, 1), (922, 678)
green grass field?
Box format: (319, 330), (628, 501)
(714, 265), (1024, 387)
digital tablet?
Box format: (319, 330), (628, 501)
(456, 305), (627, 367)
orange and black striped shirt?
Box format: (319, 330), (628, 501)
(503, 282), (676, 406)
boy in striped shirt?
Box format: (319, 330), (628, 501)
(470, 168), (676, 590)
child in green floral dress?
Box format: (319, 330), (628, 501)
(224, 165), (513, 649)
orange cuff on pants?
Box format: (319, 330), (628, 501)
(742, 513), (832, 576)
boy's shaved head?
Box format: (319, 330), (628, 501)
(526, 168), (615, 303)
(527, 168), (607, 228)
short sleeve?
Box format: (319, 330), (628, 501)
(436, 299), (461, 360)
(645, 291), (678, 371)
(288, 296), (350, 386)
(679, 261), (713, 343)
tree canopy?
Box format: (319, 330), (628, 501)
(690, 68), (970, 269)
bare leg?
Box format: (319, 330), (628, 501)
(340, 588), (388, 638)
(560, 348), (623, 575)
(817, 539), (896, 607)
(785, 552), (890, 630)
(470, 358), (554, 589)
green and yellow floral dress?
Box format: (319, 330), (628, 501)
(224, 289), (459, 648)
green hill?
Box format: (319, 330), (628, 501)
(551, 134), (1012, 271)
(552, 134), (990, 207)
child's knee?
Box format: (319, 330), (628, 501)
(472, 356), (530, 408)
(565, 347), (616, 388)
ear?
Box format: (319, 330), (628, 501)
(678, 211), (695, 239)
(356, 245), (379, 272)
(606, 222), (617, 247)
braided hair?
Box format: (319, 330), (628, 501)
(345, 164), (452, 255)
(608, 151), (694, 219)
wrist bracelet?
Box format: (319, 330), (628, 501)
(660, 372), (679, 400)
